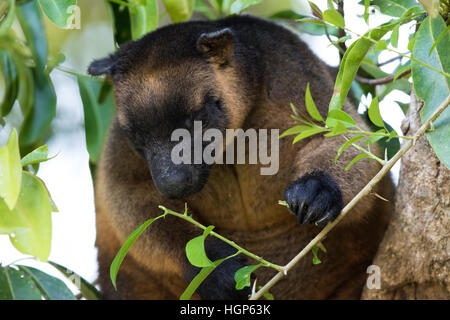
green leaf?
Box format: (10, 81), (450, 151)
(19, 71), (56, 147)
(0, 50), (18, 117)
(325, 109), (356, 128)
(21, 145), (54, 167)
(363, 0), (370, 23)
(108, 1), (132, 45)
(308, 1), (323, 18)
(17, 265), (76, 300)
(110, 215), (164, 290)
(312, 243), (326, 265)
(408, 33), (416, 51)
(412, 16), (450, 169)
(16, 1), (47, 71)
(312, 254), (320, 265)
(129, 0), (158, 40)
(186, 235), (214, 268)
(49, 261), (101, 300)
(390, 24), (400, 48)
(311, 244), (325, 265)
(428, 25), (450, 57)
(296, 17), (327, 26)
(77, 75), (116, 164)
(361, 108), (400, 160)
(305, 83), (324, 122)
(322, 9), (344, 28)
(368, 97), (384, 127)
(0, 266), (42, 300)
(374, 39), (387, 51)
(335, 135), (365, 163)
(292, 127), (327, 144)
(38, 0), (77, 28)
(367, 0), (419, 17)
(278, 200), (289, 207)
(234, 264), (260, 290)
(323, 120), (347, 137)
(0, 265), (14, 299)
(0, 128), (21, 210)
(279, 125), (314, 138)
(400, 5), (425, 21)
(0, 172), (52, 261)
(0, 0), (15, 36)
(229, 0), (263, 14)
(345, 154), (369, 171)
(263, 291), (274, 300)
(289, 103), (316, 126)
(360, 59), (388, 78)
(180, 265), (215, 300)
(162, 0), (195, 22)
(98, 80), (113, 104)
(256, 285), (275, 300)
(11, 51), (34, 118)
(17, 1), (56, 147)
(194, 0), (219, 19)
(203, 225), (214, 237)
(179, 256), (229, 300)
(329, 21), (399, 111)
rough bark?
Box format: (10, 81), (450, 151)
(362, 91), (450, 300)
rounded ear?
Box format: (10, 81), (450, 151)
(196, 28), (234, 66)
(88, 55), (116, 76)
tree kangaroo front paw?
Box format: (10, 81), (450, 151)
(283, 169), (343, 225)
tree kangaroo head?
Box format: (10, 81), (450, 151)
(88, 23), (261, 199)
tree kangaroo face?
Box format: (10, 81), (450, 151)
(88, 28), (246, 199)
(116, 65), (229, 199)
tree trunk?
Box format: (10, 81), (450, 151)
(362, 91), (450, 299)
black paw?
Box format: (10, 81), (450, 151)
(185, 238), (251, 300)
(283, 170), (343, 225)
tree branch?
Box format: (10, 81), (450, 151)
(377, 55), (403, 67)
(158, 206), (284, 272)
(355, 69), (411, 86)
(249, 94), (450, 300)
(337, 1), (347, 59)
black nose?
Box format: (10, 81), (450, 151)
(147, 151), (211, 199)
(164, 171), (193, 190)
(152, 169), (196, 199)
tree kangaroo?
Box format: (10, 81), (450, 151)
(88, 15), (393, 299)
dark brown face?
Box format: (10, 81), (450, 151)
(116, 63), (229, 199)
(88, 26), (250, 199)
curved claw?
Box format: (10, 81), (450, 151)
(297, 200), (307, 224)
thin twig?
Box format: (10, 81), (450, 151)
(158, 206), (284, 272)
(377, 55), (403, 67)
(347, 130), (413, 140)
(337, 1), (347, 58)
(324, 26), (346, 56)
(55, 66), (85, 78)
(355, 69), (411, 86)
(250, 94), (450, 300)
